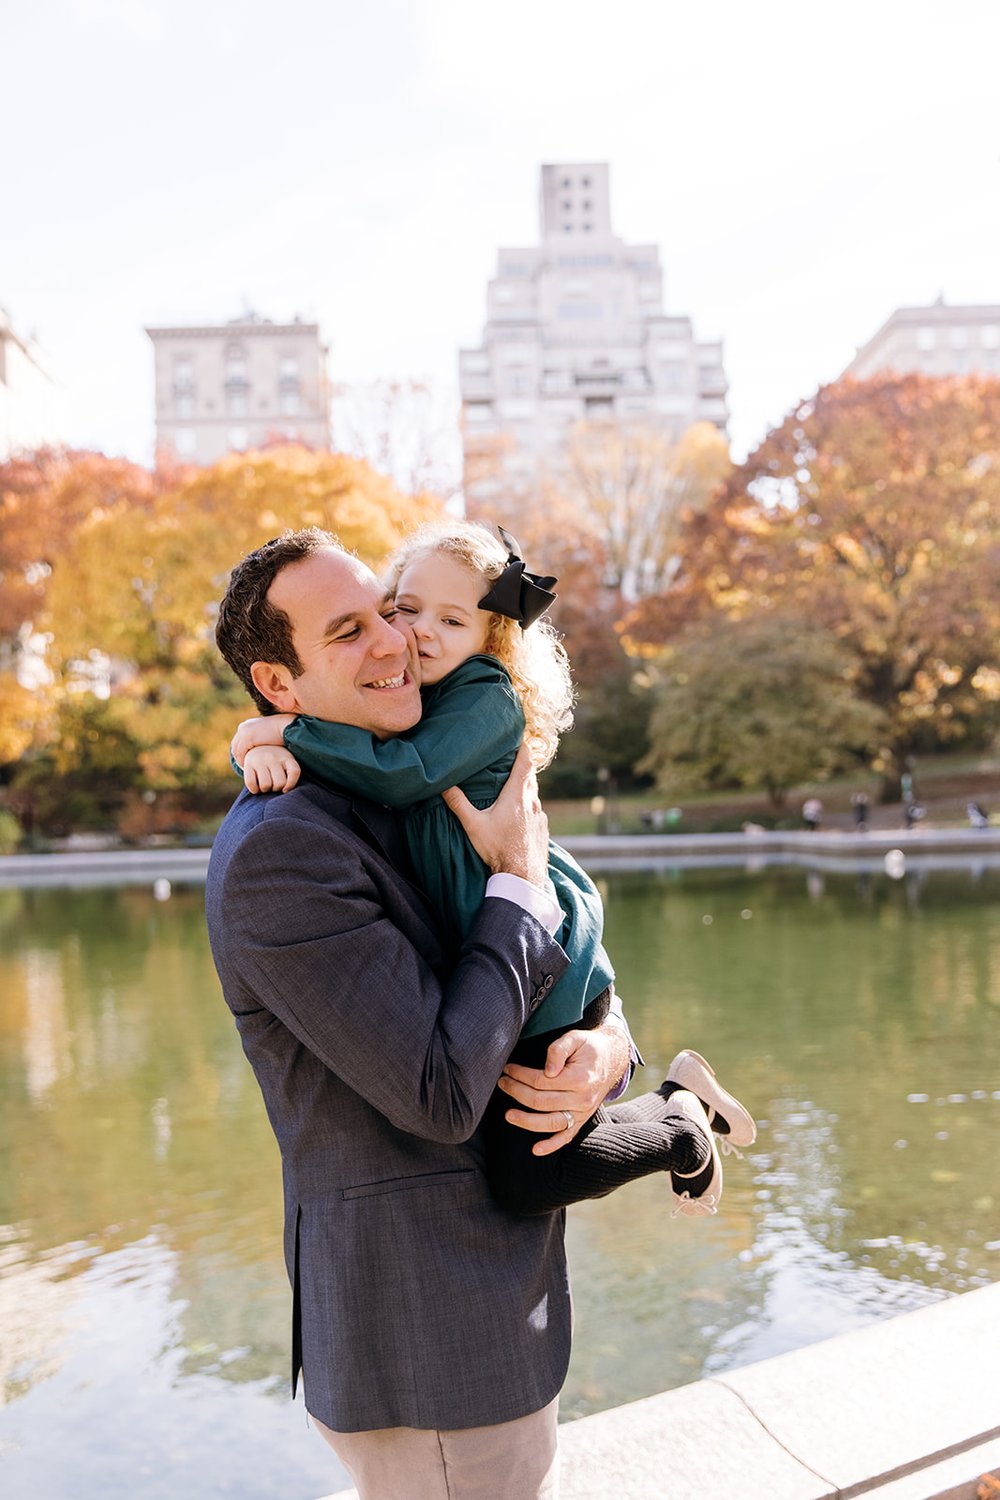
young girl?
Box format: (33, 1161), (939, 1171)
(231, 521), (755, 1217)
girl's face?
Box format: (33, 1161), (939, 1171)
(392, 551), (492, 686)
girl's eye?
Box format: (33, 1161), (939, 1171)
(393, 603), (416, 616)
(443, 617), (465, 628)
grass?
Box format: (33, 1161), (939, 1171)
(543, 751), (1000, 838)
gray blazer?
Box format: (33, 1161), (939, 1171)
(205, 779), (573, 1433)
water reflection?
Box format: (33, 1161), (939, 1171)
(0, 872), (998, 1496)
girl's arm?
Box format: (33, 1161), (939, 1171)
(231, 713), (302, 796)
(231, 713), (297, 766)
(243, 744), (301, 794)
(286, 657), (525, 807)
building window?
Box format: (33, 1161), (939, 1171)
(949, 325), (968, 350)
(582, 223), (592, 233)
(279, 355), (300, 380)
(557, 302), (603, 320)
(175, 394), (195, 419)
(561, 177), (571, 188)
(916, 326), (935, 351)
(173, 358), (194, 391)
(465, 404), (493, 423)
(228, 427), (249, 452)
(980, 325), (1000, 349)
(581, 175), (591, 187)
(227, 392), (248, 417)
(225, 343), (249, 386)
(279, 390), (301, 416)
(563, 224), (573, 233)
(175, 428), (196, 457)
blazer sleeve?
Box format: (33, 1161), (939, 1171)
(283, 658), (525, 808)
(219, 810), (569, 1143)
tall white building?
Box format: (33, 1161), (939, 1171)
(0, 307), (60, 460)
(845, 299), (1000, 380)
(459, 164), (728, 505)
(145, 312), (331, 466)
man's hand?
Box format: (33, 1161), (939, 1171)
(497, 1024), (631, 1155)
(441, 743), (549, 888)
(231, 712), (296, 769)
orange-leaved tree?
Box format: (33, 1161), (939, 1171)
(16, 445), (441, 833)
(623, 374), (1000, 797)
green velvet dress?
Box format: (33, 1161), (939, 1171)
(283, 654), (614, 1038)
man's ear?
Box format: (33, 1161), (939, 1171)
(250, 661), (300, 713)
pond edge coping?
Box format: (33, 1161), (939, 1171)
(320, 1281), (1000, 1500)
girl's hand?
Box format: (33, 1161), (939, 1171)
(231, 713), (296, 768)
(243, 745), (302, 794)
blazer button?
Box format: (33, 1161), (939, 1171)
(542, 974), (555, 991)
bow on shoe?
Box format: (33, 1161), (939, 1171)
(478, 526), (557, 630)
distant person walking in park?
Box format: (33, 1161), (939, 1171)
(208, 525), (754, 1500)
(967, 801), (990, 829)
(851, 791), (870, 831)
(802, 796), (823, 832)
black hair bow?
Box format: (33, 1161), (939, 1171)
(478, 526), (557, 630)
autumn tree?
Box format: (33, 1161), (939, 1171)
(0, 449), (157, 768)
(7, 445), (441, 834)
(566, 420), (730, 601)
(623, 375), (1000, 794)
(641, 614), (885, 807)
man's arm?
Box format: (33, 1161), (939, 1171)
(222, 746), (562, 1143)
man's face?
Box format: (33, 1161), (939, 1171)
(256, 548), (422, 736)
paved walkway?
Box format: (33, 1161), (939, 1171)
(3, 826), (1000, 887)
(320, 1282), (1000, 1500)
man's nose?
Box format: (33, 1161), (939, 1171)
(373, 614), (410, 655)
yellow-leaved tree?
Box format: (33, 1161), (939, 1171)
(8, 445), (441, 836)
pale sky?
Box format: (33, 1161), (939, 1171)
(4, 0), (1000, 469)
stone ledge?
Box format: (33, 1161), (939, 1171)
(320, 1283), (1000, 1500)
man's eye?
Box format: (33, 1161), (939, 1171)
(332, 626), (360, 642)
(393, 604), (416, 616)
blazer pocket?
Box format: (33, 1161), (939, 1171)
(342, 1168), (477, 1201)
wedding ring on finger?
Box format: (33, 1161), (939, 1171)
(561, 1109), (574, 1132)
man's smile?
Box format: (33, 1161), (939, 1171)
(365, 670), (410, 690)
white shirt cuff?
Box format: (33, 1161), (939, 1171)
(486, 873), (563, 937)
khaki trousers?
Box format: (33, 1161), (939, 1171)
(311, 1396), (560, 1500)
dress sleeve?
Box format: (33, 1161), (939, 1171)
(284, 657), (525, 807)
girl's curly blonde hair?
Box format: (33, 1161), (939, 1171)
(385, 520), (574, 769)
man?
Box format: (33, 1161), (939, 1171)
(206, 529), (631, 1499)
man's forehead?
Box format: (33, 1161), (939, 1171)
(270, 548), (382, 617)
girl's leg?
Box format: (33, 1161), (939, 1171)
(484, 1001), (719, 1216)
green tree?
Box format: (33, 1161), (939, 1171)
(641, 614), (885, 807)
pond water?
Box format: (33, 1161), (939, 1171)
(0, 868), (998, 1499)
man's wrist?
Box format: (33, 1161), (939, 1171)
(486, 873), (563, 937)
